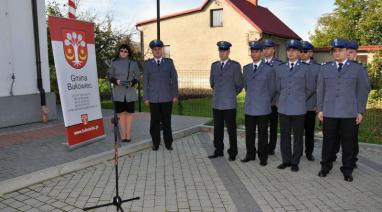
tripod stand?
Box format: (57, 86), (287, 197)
(83, 67), (139, 211)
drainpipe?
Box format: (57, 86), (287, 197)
(31, 0), (49, 123)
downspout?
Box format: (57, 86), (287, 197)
(31, 0), (49, 123)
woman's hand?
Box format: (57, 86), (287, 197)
(144, 100), (150, 107)
(117, 80), (121, 85)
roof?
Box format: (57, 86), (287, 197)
(314, 45), (382, 52)
(136, 0), (301, 40)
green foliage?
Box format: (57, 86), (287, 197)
(310, 0), (382, 46)
(98, 78), (110, 96)
(368, 51), (382, 89)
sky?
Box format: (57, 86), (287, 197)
(47, 0), (335, 42)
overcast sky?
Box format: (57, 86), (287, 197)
(47, 0), (335, 41)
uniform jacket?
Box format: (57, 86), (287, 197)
(303, 60), (321, 111)
(143, 58), (179, 103)
(317, 60), (371, 118)
(275, 60), (316, 115)
(210, 59), (244, 110)
(263, 57), (283, 105)
(243, 61), (276, 116)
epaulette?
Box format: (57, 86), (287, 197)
(230, 60), (240, 65)
(212, 61), (220, 65)
(163, 57), (173, 62)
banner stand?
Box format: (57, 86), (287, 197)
(48, 16), (105, 148)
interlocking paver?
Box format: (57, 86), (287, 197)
(1, 132), (381, 211)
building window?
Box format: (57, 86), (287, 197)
(211, 9), (223, 27)
(164, 45), (171, 58)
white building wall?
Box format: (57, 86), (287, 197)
(0, 0), (50, 97)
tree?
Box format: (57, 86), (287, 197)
(368, 51), (382, 90)
(310, 0), (382, 46)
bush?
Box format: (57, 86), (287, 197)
(368, 51), (382, 89)
(368, 89), (382, 105)
(98, 78), (111, 100)
(179, 88), (212, 100)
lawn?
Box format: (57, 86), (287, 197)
(101, 94), (382, 145)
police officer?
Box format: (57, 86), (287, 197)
(300, 41), (321, 161)
(317, 38), (370, 182)
(261, 39), (284, 155)
(331, 40), (371, 168)
(241, 41), (276, 166)
(143, 40), (179, 151)
(208, 41), (244, 161)
(275, 39), (315, 172)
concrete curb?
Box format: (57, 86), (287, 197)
(0, 125), (203, 196)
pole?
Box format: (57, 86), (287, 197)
(31, 0), (48, 123)
(68, 0), (76, 19)
(156, 0), (160, 40)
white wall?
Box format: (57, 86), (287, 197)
(0, 0), (50, 97)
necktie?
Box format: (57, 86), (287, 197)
(338, 63), (343, 72)
(157, 60), (160, 66)
(266, 61), (270, 65)
(221, 62), (224, 70)
(253, 65), (258, 72)
(290, 63), (294, 71)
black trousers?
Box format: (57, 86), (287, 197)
(268, 106), (279, 153)
(279, 113), (305, 165)
(245, 114), (269, 162)
(213, 108), (237, 157)
(304, 111), (316, 156)
(320, 117), (356, 176)
(332, 124), (359, 166)
(149, 102), (173, 148)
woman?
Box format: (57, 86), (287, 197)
(109, 44), (140, 142)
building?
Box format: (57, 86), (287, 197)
(136, 0), (300, 88)
(0, 0), (57, 128)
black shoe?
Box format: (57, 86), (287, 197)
(228, 156), (236, 161)
(291, 165), (299, 172)
(152, 146), (159, 151)
(268, 150), (275, 155)
(306, 154), (315, 161)
(277, 163), (291, 169)
(241, 156), (255, 163)
(166, 146), (173, 151)
(344, 175), (353, 182)
(260, 161), (267, 166)
(318, 170), (328, 177)
(208, 153), (224, 159)
(121, 139), (128, 142)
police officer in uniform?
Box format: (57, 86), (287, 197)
(261, 39), (284, 155)
(143, 40), (179, 151)
(300, 41), (321, 161)
(208, 41), (244, 161)
(241, 41), (276, 166)
(317, 38), (370, 181)
(275, 40), (315, 172)
(331, 40), (371, 168)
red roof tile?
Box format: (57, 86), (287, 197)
(136, 0), (300, 39)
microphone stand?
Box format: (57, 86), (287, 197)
(83, 62), (140, 211)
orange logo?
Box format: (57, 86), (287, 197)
(81, 114), (89, 125)
(62, 30), (88, 69)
